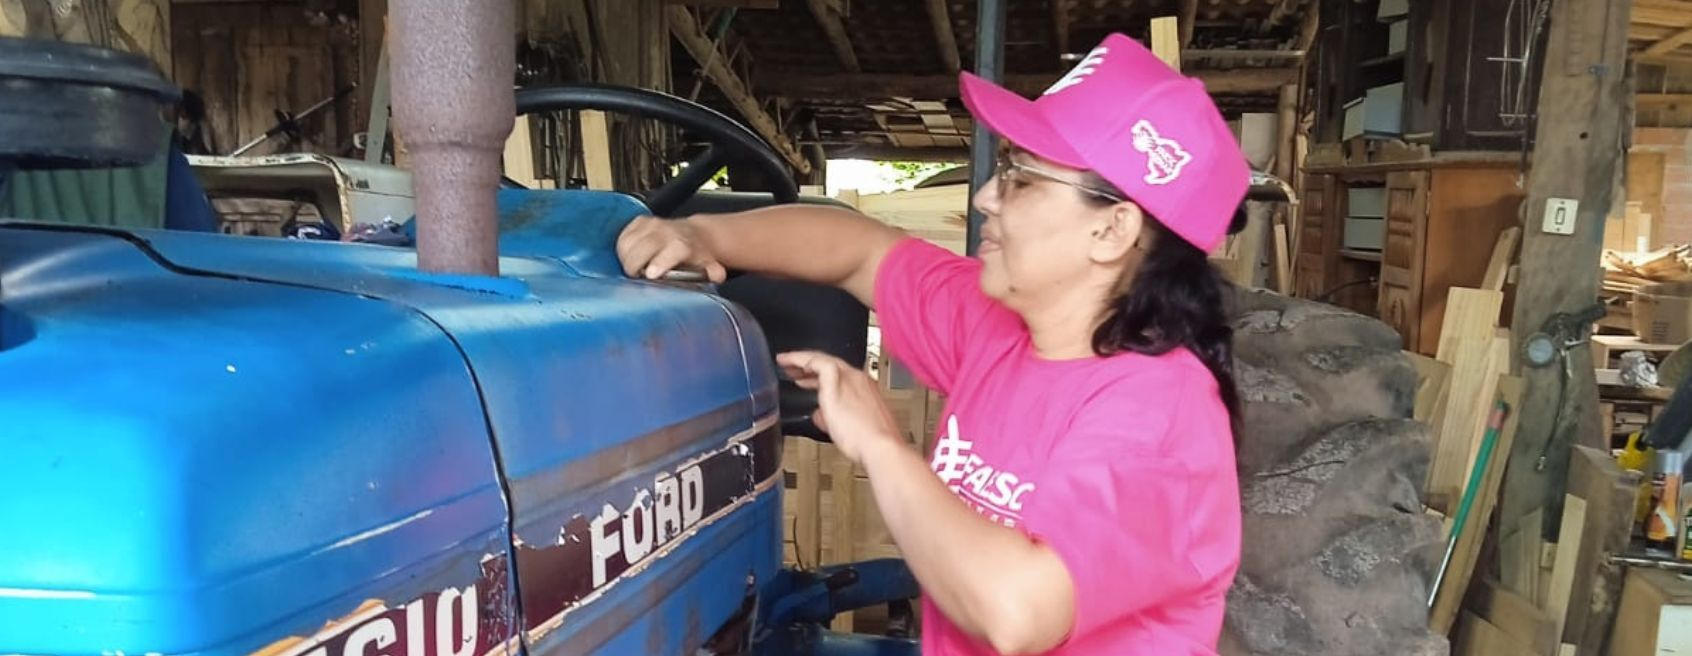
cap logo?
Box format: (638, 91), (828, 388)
(1043, 46), (1108, 96)
(1131, 119), (1191, 186)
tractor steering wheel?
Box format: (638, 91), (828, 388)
(513, 84), (799, 216)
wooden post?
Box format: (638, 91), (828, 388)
(1499, 0), (1632, 544)
(1276, 85), (1298, 181)
(1150, 16), (1180, 71)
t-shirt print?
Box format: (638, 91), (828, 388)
(931, 415), (1035, 529)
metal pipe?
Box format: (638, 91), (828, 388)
(966, 0), (1006, 257)
(390, 0), (515, 276)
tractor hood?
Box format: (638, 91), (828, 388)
(0, 188), (783, 654)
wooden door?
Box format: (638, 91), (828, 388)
(1296, 174), (1342, 301)
(1379, 171), (1430, 351)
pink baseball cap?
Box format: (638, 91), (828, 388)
(960, 32), (1250, 252)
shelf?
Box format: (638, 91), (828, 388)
(1303, 150), (1525, 175)
(1360, 52), (1406, 69)
(1340, 248), (1384, 263)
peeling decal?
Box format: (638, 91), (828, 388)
(250, 555), (517, 656)
(518, 419), (783, 640)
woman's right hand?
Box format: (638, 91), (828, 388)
(615, 215), (729, 283)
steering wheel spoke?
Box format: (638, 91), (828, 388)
(512, 84), (797, 215)
(646, 145), (727, 217)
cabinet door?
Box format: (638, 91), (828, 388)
(1296, 174), (1340, 300)
(1378, 171), (1430, 352)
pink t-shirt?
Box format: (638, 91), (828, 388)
(873, 238), (1242, 655)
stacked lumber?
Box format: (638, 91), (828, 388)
(1602, 246), (1692, 294)
(1421, 286), (1527, 636)
(1453, 447), (1643, 656)
(1600, 246), (1692, 331)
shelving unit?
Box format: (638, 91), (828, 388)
(1295, 0), (1540, 355)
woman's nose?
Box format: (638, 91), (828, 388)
(971, 177), (1000, 216)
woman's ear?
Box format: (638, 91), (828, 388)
(1089, 201), (1144, 264)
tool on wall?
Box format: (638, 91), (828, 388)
(229, 84), (356, 157)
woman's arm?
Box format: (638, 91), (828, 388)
(859, 438), (1078, 655)
(775, 351), (1078, 655)
(616, 204), (905, 306)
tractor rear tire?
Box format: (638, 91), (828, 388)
(1221, 288), (1448, 656)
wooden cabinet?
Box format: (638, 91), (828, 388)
(1378, 166), (1526, 354)
(1298, 161), (1526, 355)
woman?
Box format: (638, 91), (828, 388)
(618, 32), (1246, 655)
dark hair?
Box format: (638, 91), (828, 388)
(1081, 176), (1244, 433)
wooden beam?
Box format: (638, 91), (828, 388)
(1180, 0), (1198, 48)
(804, 0), (860, 72)
(1264, 0), (1298, 33)
(823, 143), (970, 162)
(1638, 92), (1692, 106)
(662, 0), (780, 8)
(1646, 25), (1692, 57)
(1635, 5), (1692, 28)
(1052, 0), (1071, 56)
(924, 0), (962, 73)
(1500, 0), (1630, 543)
(667, 6), (811, 174)
(758, 67), (1300, 98)
(1298, 0), (1321, 52)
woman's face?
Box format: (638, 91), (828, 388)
(970, 148), (1144, 307)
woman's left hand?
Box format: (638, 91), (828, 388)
(776, 350), (905, 464)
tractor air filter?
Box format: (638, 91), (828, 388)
(0, 36), (179, 170)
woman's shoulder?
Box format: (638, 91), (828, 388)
(1065, 348), (1228, 439)
(1086, 346), (1216, 394)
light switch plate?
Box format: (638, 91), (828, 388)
(1543, 198), (1579, 235)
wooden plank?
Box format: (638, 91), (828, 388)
(1544, 494), (1588, 641)
(1150, 16), (1181, 71)
(757, 68), (1300, 98)
(1274, 222), (1294, 294)
(1562, 445), (1646, 653)
(803, 0), (860, 72)
(793, 438), (822, 567)
(1502, 0), (1631, 540)
(1431, 374), (1524, 634)
(829, 447), (856, 632)
(922, 0), (961, 73)
(1051, 0), (1070, 57)
(1501, 509), (1544, 599)
(1483, 227), (1523, 292)
(1629, 150), (1667, 251)
(1178, 0), (1197, 48)
(1465, 578), (1559, 656)
(1428, 292), (1507, 503)
(1454, 611), (1539, 656)
(1647, 26), (1692, 57)
(1407, 352), (1452, 428)
(579, 110), (614, 190)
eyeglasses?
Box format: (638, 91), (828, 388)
(993, 152), (1126, 204)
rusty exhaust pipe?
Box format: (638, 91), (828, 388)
(390, 0), (514, 276)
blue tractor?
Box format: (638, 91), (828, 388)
(0, 36), (919, 655)
(0, 27), (1453, 656)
